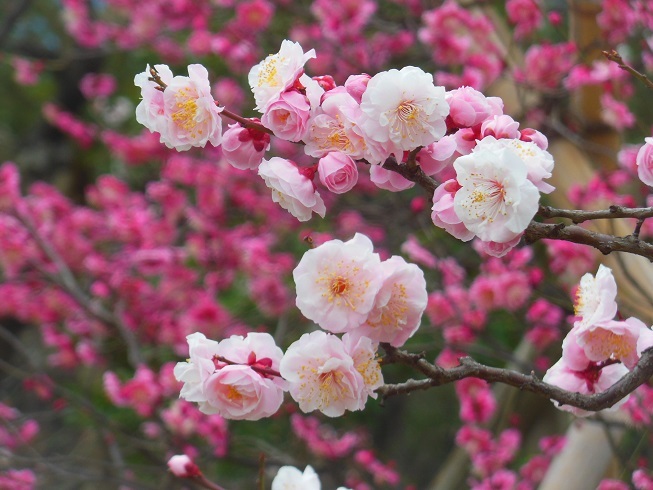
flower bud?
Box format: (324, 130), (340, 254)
(636, 137), (653, 186)
(167, 455), (200, 478)
(318, 152), (358, 194)
(221, 122), (270, 170)
(261, 91), (311, 142)
(344, 74), (371, 104)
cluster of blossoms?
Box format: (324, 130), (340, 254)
(174, 233), (427, 419)
(135, 40), (555, 254)
(543, 265), (653, 416)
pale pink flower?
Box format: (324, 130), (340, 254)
(167, 455), (200, 478)
(544, 330), (629, 417)
(369, 165), (415, 192)
(575, 317), (653, 369)
(519, 128), (548, 150)
(453, 143), (540, 243)
(445, 86), (503, 129)
(636, 137), (653, 187)
(248, 40), (316, 111)
(293, 233), (382, 332)
(360, 66), (449, 156)
(280, 331), (381, 417)
(418, 135), (458, 176)
(474, 235), (523, 258)
(506, 0), (543, 39)
(303, 87), (369, 160)
(258, 157), (326, 222)
(159, 64), (223, 151)
(475, 136), (555, 193)
(221, 122), (270, 170)
(174, 332), (286, 421)
(261, 90), (311, 142)
(573, 264), (618, 329)
(135, 64), (173, 135)
(355, 255), (428, 347)
(318, 152), (358, 194)
(601, 93), (635, 130)
(431, 179), (476, 241)
(272, 465), (321, 490)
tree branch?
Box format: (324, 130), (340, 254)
(378, 344), (653, 412)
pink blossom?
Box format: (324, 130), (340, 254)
(474, 235), (523, 258)
(80, 73), (117, 99)
(167, 454), (200, 478)
(514, 42), (577, 91)
(597, 0), (638, 44)
(272, 465), (321, 490)
(248, 40), (316, 111)
(573, 265), (618, 328)
(174, 332), (286, 420)
(318, 152), (359, 194)
(636, 137), (653, 186)
(400, 235), (437, 269)
(453, 142), (540, 243)
(544, 331), (630, 416)
(235, 0), (275, 32)
(519, 128), (548, 150)
(280, 331), (381, 417)
(293, 233), (382, 332)
(355, 255), (428, 347)
(597, 480), (630, 490)
(0, 162), (21, 211)
(360, 66), (449, 156)
(601, 93), (635, 130)
(418, 135), (458, 177)
(258, 157), (326, 222)
(261, 90), (311, 142)
(221, 122), (270, 170)
(445, 86), (503, 129)
(161, 64), (223, 151)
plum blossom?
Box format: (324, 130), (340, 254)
(445, 86), (503, 129)
(317, 152), (359, 194)
(167, 455), (200, 478)
(453, 142), (540, 243)
(575, 317), (653, 369)
(137, 64), (223, 151)
(544, 330), (630, 417)
(258, 157), (326, 221)
(280, 331), (382, 417)
(355, 256), (428, 346)
(293, 233), (382, 332)
(369, 165), (415, 192)
(272, 465), (321, 490)
(360, 66), (449, 157)
(636, 137), (653, 186)
(221, 122), (270, 170)
(261, 90), (311, 142)
(174, 332), (286, 421)
(248, 40), (316, 111)
(573, 264), (618, 328)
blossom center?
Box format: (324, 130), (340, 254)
(584, 329), (631, 360)
(258, 57), (281, 87)
(226, 386), (243, 401)
(172, 88), (201, 136)
(331, 277), (349, 295)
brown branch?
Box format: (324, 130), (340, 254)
(378, 344), (653, 412)
(537, 204), (653, 224)
(524, 221), (653, 261)
(373, 156), (438, 197)
(603, 49), (653, 91)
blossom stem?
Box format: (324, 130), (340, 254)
(218, 106), (274, 135)
(603, 49), (653, 91)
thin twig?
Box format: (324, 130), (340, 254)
(603, 49), (653, 91)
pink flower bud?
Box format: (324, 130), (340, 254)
(317, 152), (358, 194)
(636, 137), (653, 187)
(344, 74), (371, 104)
(312, 75), (336, 92)
(445, 86), (501, 129)
(221, 122), (270, 170)
(261, 90), (311, 142)
(167, 455), (200, 478)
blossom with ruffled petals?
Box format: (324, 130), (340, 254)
(221, 122), (270, 170)
(318, 152), (358, 194)
(453, 142), (540, 243)
(261, 90), (311, 142)
(573, 265), (618, 329)
(272, 465), (320, 490)
(174, 332), (286, 420)
(248, 40), (316, 111)
(293, 233), (382, 332)
(258, 157), (326, 221)
(160, 65), (223, 151)
(355, 255), (428, 347)
(636, 137), (653, 187)
(431, 179), (475, 241)
(360, 66), (449, 157)
(280, 331), (381, 417)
